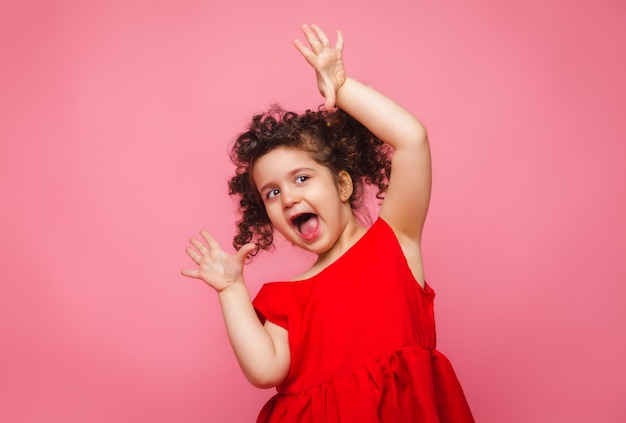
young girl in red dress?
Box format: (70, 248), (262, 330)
(182, 24), (474, 423)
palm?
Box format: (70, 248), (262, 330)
(197, 249), (242, 291)
(182, 231), (255, 292)
(313, 48), (346, 99)
(294, 24), (346, 110)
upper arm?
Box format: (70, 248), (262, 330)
(379, 130), (432, 242)
(379, 131), (431, 286)
(259, 319), (290, 388)
(332, 77), (431, 282)
(333, 77), (431, 238)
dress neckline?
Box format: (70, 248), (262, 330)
(261, 217), (433, 295)
(263, 218), (381, 286)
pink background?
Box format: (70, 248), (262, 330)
(1, 0), (625, 422)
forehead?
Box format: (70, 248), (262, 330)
(252, 147), (320, 185)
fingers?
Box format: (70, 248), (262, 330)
(183, 230), (252, 266)
(200, 230), (221, 251)
(335, 30), (344, 52)
(185, 230), (221, 263)
(181, 232), (251, 291)
(324, 96), (335, 112)
(301, 24), (324, 53)
(297, 24), (341, 53)
(236, 242), (257, 263)
(188, 236), (207, 253)
(185, 244), (202, 264)
(293, 38), (316, 66)
(181, 231), (223, 281)
(180, 268), (199, 279)
(309, 24), (330, 48)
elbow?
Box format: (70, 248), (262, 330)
(399, 119), (428, 148)
(413, 122), (428, 145)
(243, 360), (289, 389)
(402, 125), (429, 153)
(246, 370), (287, 389)
(250, 378), (279, 390)
(236, 335), (290, 389)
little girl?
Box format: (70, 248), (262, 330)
(182, 24), (474, 423)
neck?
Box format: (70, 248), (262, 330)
(314, 213), (366, 269)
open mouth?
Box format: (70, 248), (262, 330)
(291, 213), (319, 239)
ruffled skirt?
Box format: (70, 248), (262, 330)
(257, 345), (474, 423)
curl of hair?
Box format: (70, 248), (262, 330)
(228, 105), (392, 256)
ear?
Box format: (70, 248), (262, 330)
(336, 170), (353, 202)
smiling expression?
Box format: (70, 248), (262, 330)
(252, 146), (356, 257)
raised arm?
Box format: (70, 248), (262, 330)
(335, 78), (431, 242)
(181, 232), (290, 388)
(295, 25), (432, 282)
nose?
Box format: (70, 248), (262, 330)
(281, 188), (300, 209)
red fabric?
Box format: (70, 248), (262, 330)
(253, 218), (474, 423)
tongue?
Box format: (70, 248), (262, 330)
(298, 215), (319, 238)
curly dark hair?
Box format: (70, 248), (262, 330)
(228, 105), (392, 256)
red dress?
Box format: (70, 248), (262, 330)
(253, 218), (474, 422)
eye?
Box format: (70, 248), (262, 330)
(266, 189), (280, 200)
(295, 175), (309, 184)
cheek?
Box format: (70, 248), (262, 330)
(264, 204), (283, 225)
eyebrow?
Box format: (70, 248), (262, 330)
(257, 167), (316, 194)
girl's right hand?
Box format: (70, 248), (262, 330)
(181, 230), (256, 293)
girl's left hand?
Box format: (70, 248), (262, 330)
(294, 24), (346, 111)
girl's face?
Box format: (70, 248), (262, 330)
(252, 146), (354, 256)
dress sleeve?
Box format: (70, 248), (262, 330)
(252, 284), (290, 330)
